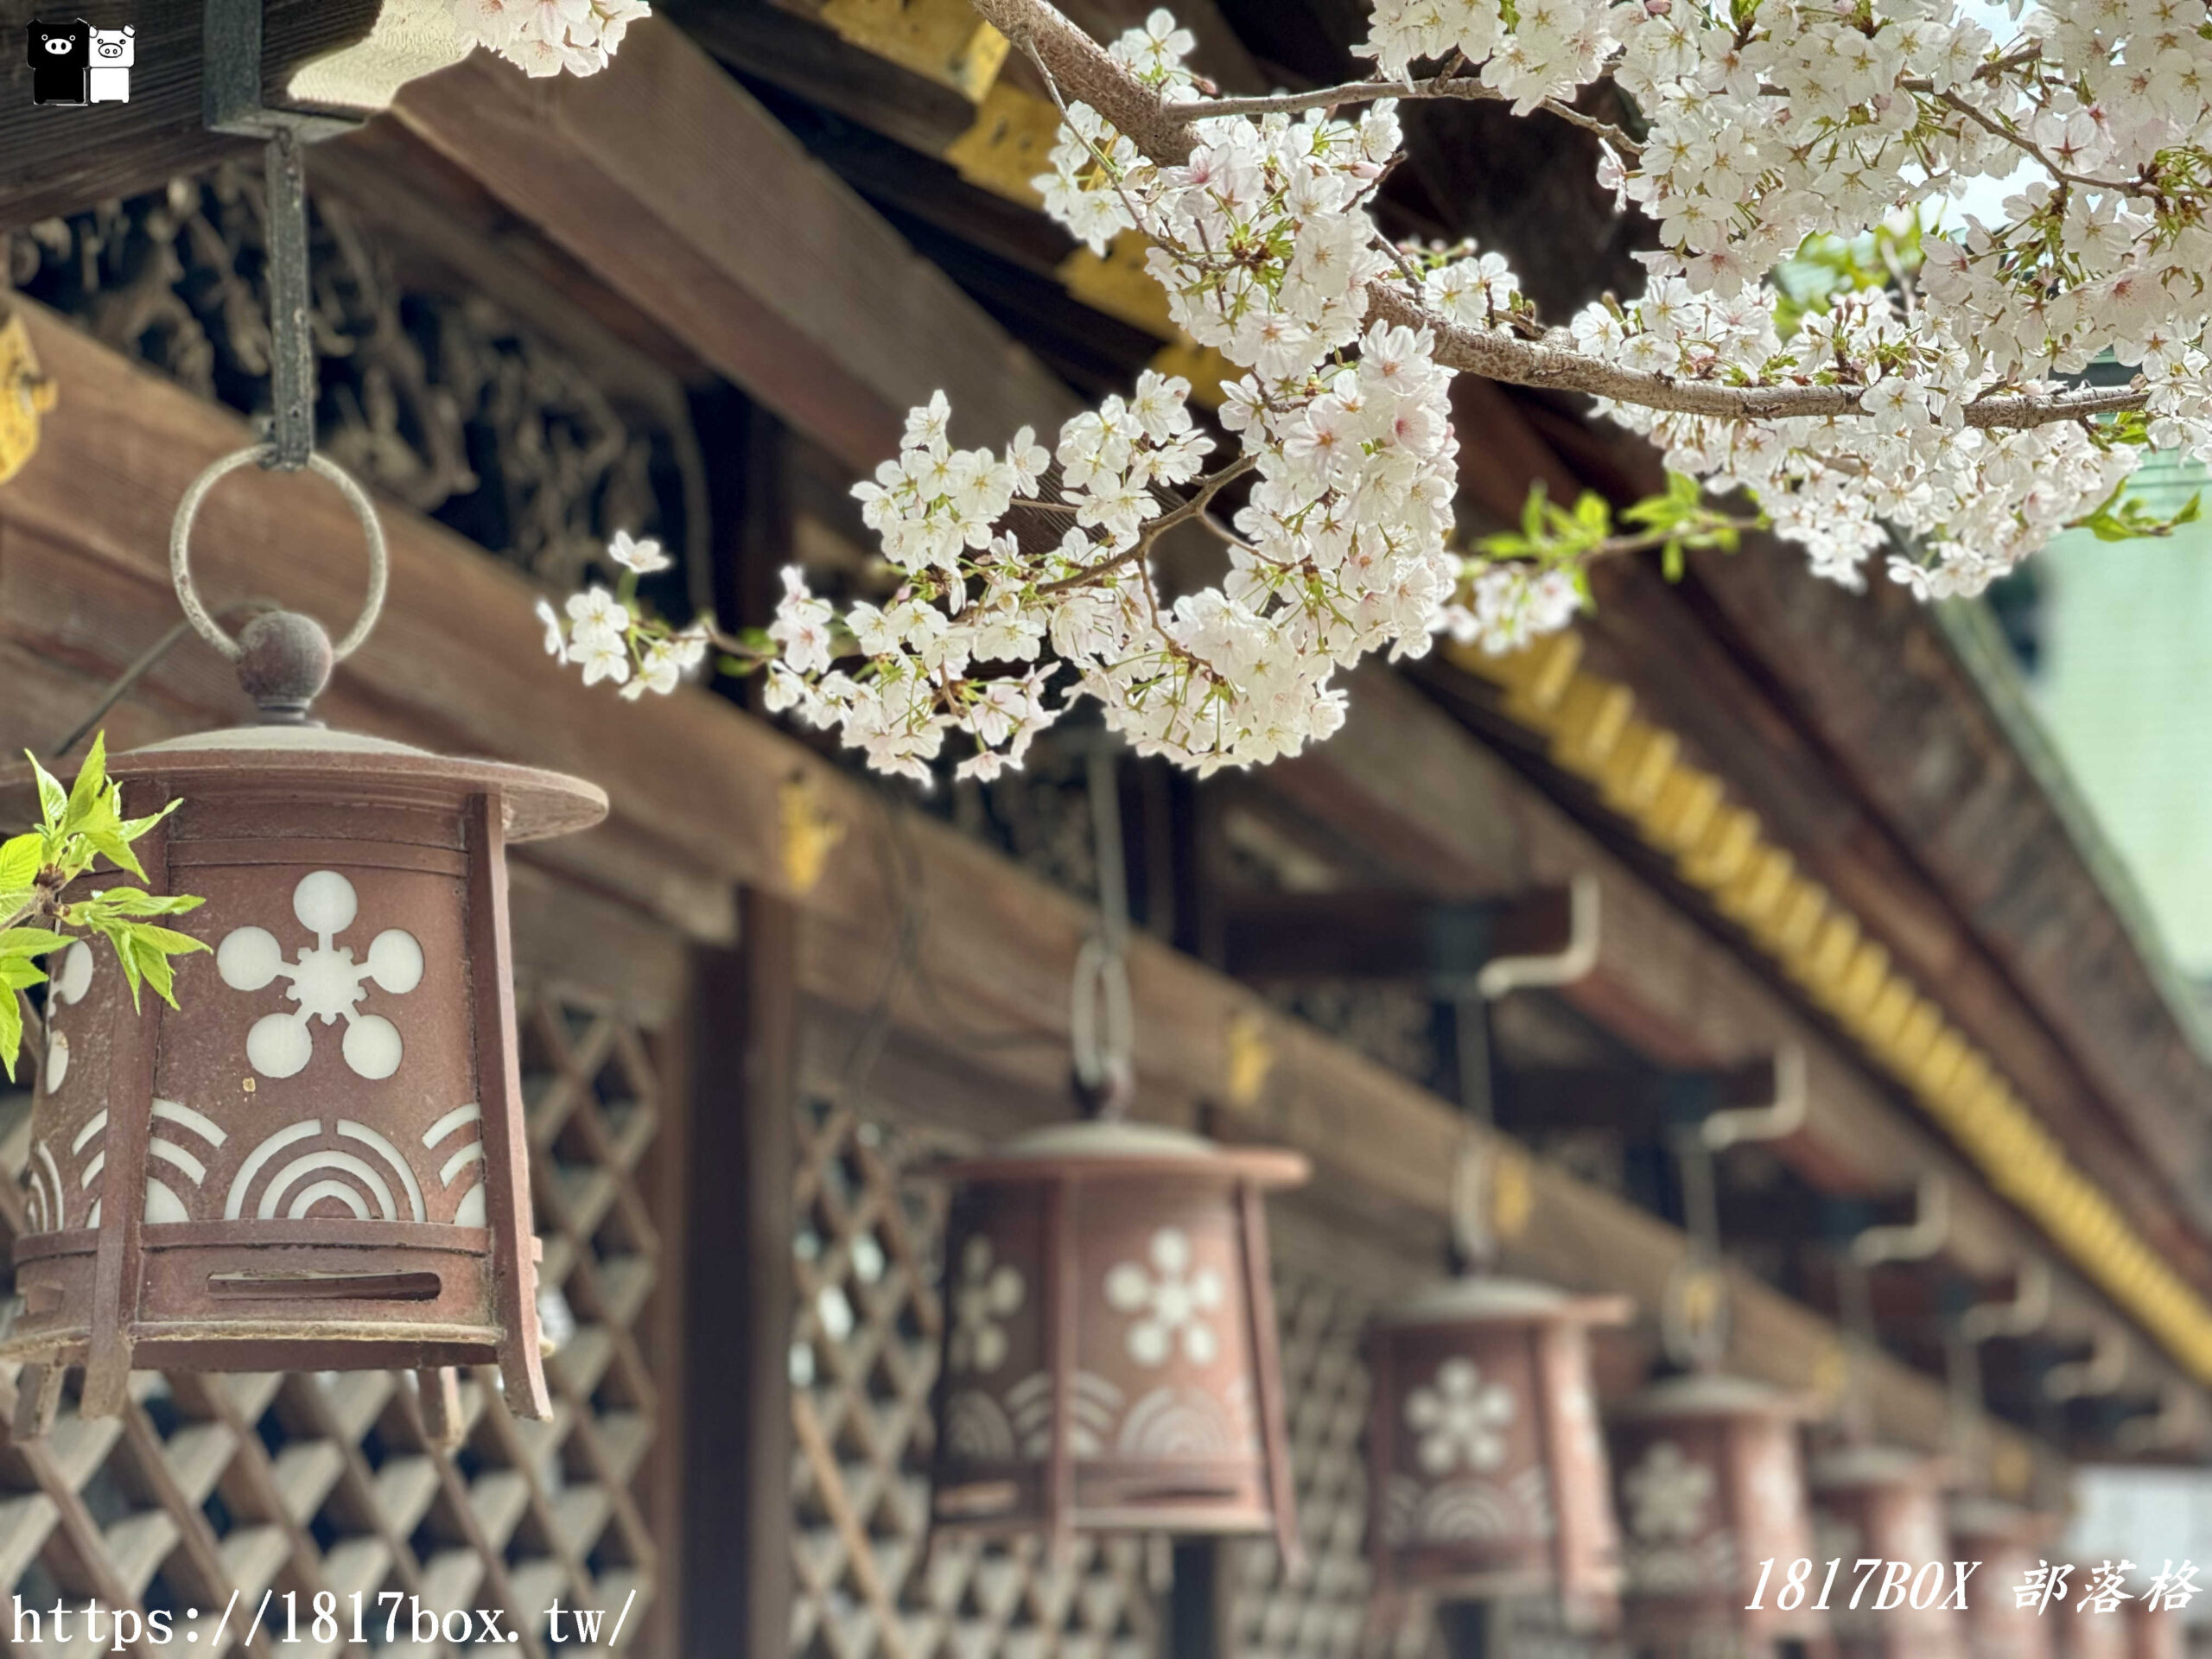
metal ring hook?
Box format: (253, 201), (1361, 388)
(169, 445), (388, 662)
(1070, 932), (1134, 1112)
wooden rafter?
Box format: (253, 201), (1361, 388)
(390, 20), (1080, 474)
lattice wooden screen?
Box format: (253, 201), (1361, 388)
(1229, 1265), (1440, 1659)
(0, 984), (671, 1657)
(788, 1096), (1166, 1659)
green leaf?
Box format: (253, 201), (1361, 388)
(0, 984), (20, 1083)
(124, 923), (209, 959)
(0, 957), (47, 991)
(63, 732), (107, 833)
(0, 833), (41, 895)
(82, 887), (202, 918)
(117, 799), (180, 843)
(23, 752), (65, 832)
(133, 937), (178, 1007)
(95, 920), (145, 1011)
(81, 827), (148, 880)
(0, 927), (72, 959)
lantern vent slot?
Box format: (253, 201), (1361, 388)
(207, 1269), (442, 1301)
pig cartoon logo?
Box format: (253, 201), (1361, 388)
(87, 24), (130, 103)
(25, 18), (90, 106)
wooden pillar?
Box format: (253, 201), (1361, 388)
(1168, 1538), (1233, 1659)
(682, 890), (798, 1657)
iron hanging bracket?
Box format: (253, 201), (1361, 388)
(203, 0), (367, 471)
(203, 0), (365, 140)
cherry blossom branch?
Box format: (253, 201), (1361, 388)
(965, 0), (2153, 433)
(1034, 453), (1259, 594)
(1166, 74), (1644, 158)
(1929, 88), (2140, 195)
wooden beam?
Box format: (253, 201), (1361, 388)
(1559, 548), (2212, 1258)
(1493, 1059), (1777, 1137)
(664, 0), (981, 157)
(1265, 664), (2198, 1413)
(389, 20), (1081, 474)
(1217, 886), (1573, 982)
(1661, 536), (2212, 1255)
(0, 302), (2063, 1474)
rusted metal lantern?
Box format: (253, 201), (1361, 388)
(929, 1119), (1308, 1556)
(1365, 1275), (1630, 1630)
(2, 447), (606, 1425)
(1610, 1371), (1824, 1658)
(1812, 1444), (1965, 1659)
(1949, 1497), (2058, 1659)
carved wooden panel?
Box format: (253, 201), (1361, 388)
(788, 1095), (1165, 1659)
(0, 982), (672, 1656)
(7, 168), (695, 591)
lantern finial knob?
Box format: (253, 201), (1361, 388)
(235, 609), (333, 723)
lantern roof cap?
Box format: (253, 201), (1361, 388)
(941, 1117), (1308, 1186)
(1615, 1369), (1817, 1421)
(1810, 1442), (1949, 1491)
(107, 724), (608, 843)
(1373, 1274), (1633, 1329)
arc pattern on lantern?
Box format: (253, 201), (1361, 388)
(1813, 1444), (1967, 1659)
(1610, 1370), (1824, 1657)
(1366, 1275), (1630, 1632)
(930, 1120), (1308, 1555)
(3, 728), (605, 1420)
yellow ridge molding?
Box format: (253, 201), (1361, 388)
(1454, 631), (2212, 1382)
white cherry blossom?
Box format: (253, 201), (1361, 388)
(446, 0), (646, 75)
(541, 0), (2212, 783)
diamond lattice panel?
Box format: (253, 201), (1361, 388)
(788, 1096), (1165, 1659)
(1229, 1264), (1440, 1659)
(0, 985), (670, 1658)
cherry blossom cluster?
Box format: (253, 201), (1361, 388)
(1360, 0), (2212, 594)
(447, 0), (649, 76)
(543, 0), (2212, 780)
(746, 64), (1471, 777)
(537, 533), (709, 698)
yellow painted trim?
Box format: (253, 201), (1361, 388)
(819, 0), (1009, 101)
(1451, 633), (2212, 1381)
(0, 309), (56, 486)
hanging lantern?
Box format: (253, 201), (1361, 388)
(2, 447), (605, 1422)
(1365, 1275), (1629, 1630)
(1949, 1497), (2058, 1659)
(1610, 1371), (1823, 1658)
(928, 1119), (1307, 1554)
(1811, 1444), (1965, 1659)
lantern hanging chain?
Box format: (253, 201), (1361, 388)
(1675, 1126), (1722, 1266)
(160, 133), (389, 692)
(1660, 1124), (1734, 1370)
(1070, 745), (1135, 1118)
(262, 127), (315, 474)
